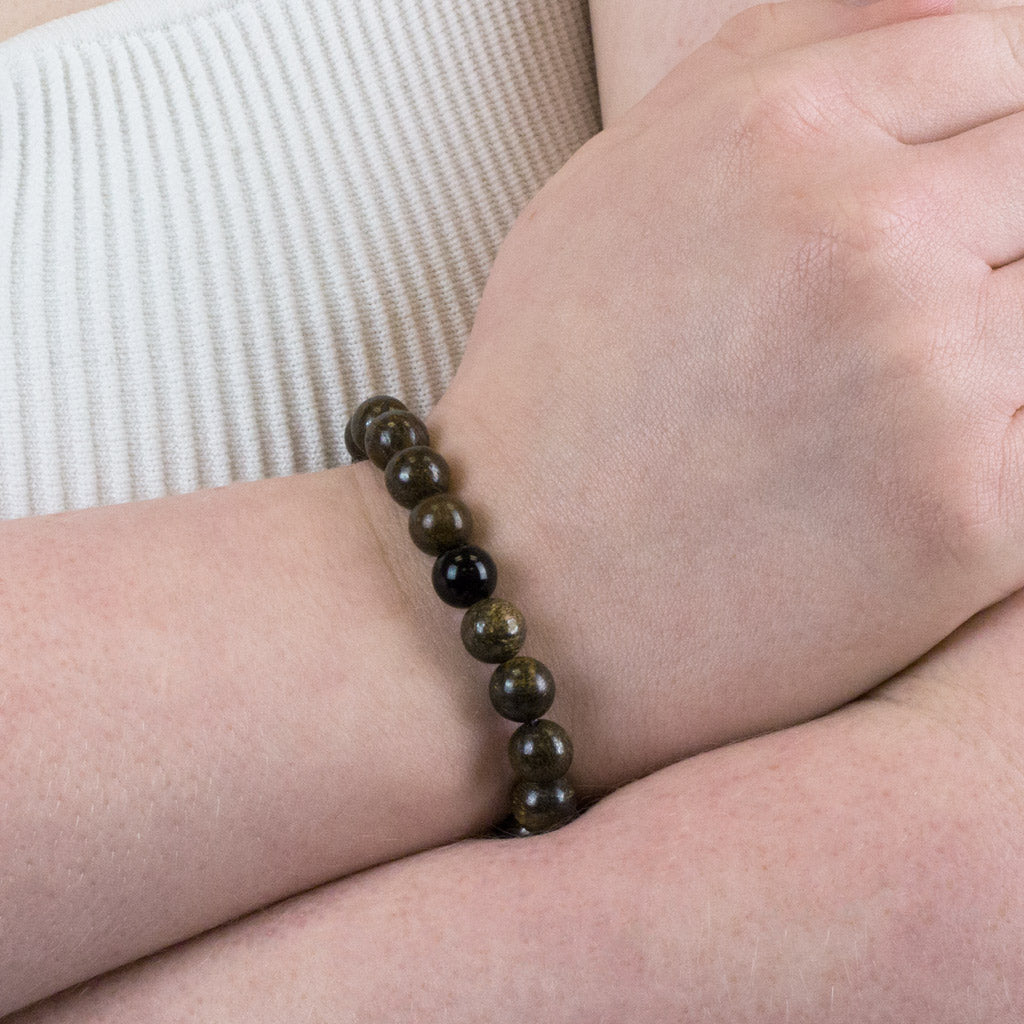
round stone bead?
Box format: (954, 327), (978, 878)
(384, 446), (450, 509)
(348, 395), (406, 457)
(432, 545), (497, 608)
(409, 494), (473, 556)
(364, 410), (430, 470)
(509, 719), (573, 784)
(489, 656), (555, 723)
(511, 777), (577, 833)
(344, 418), (368, 463)
(488, 814), (534, 839)
(460, 597), (526, 663)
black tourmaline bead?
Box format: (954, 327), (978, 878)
(509, 719), (573, 784)
(409, 494), (473, 555)
(344, 418), (368, 463)
(489, 656), (556, 723)
(364, 410), (430, 470)
(347, 395), (406, 458)
(461, 597), (526, 663)
(432, 545), (497, 608)
(384, 446), (450, 509)
(511, 777), (577, 833)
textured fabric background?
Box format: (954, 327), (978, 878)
(0, 0), (600, 518)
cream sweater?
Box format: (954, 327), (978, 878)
(0, 0), (599, 518)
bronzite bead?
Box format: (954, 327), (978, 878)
(489, 656), (555, 723)
(384, 446), (450, 509)
(347, 395), (406, 458)
(432, 545), (497, 608)
(511, 777), (577, 832)
(460, 597), (526, 663)
(344, 418), (367, 463)
(409, 494), (473, 555)
(509, 719), (573, 783)
(354, 392), (578, 837)
(490, 814), (534, 839)
(364, 410), (430, 470)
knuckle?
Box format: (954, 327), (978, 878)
(827, 173), (941, 294)
(722, 59), (837, 156)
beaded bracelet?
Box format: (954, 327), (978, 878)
(344, 395), (577, 836)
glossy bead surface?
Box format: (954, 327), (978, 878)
(511, 777), (577, 832)
(409, 494), (473, 555)
(489, 657), (556, 722)
(344, 418), (367, 463)
(460, 598), (526, 663)
(432, 545), (497, 608)
(509, 720), (573, 783)
(364, 410), (430, 469)
(487, 814), (534, 839)
(384, 446), (450, 509)
(348, 395), (406, 456)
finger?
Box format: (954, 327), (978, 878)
(711, 0), (955, 59)
(799, 7), (1024, 145)
(918, 108), (1024, 269)
(654, 0), (1021, 120)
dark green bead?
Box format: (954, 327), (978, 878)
(348, 395), (406, 456)
(384, 446), (450, 509)
(460, 598), (526, 663)
(364, 410), (430, 470)
(489, 657), (555, 723)
(511, 777), (577, 833)
(409, 494), (473, 555)
(344, 418), (368, 463)
(509, 719), (573, 784)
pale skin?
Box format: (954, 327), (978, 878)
(3, 0), (1024, 1018)
(591, 0), (757, 121)
(10, 589), (1024, 1022)
(0, 0), (117, 41)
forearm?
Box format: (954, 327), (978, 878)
(18, 623), (1022, 1024)
(0, 0), (114, 43)
(0, 464), (510, 1015)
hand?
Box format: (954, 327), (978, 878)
(387, 0), (1024, 792)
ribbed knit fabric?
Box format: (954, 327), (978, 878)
(0, 0), (599, 518)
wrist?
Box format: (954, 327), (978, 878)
(346, 458), (516, 826)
